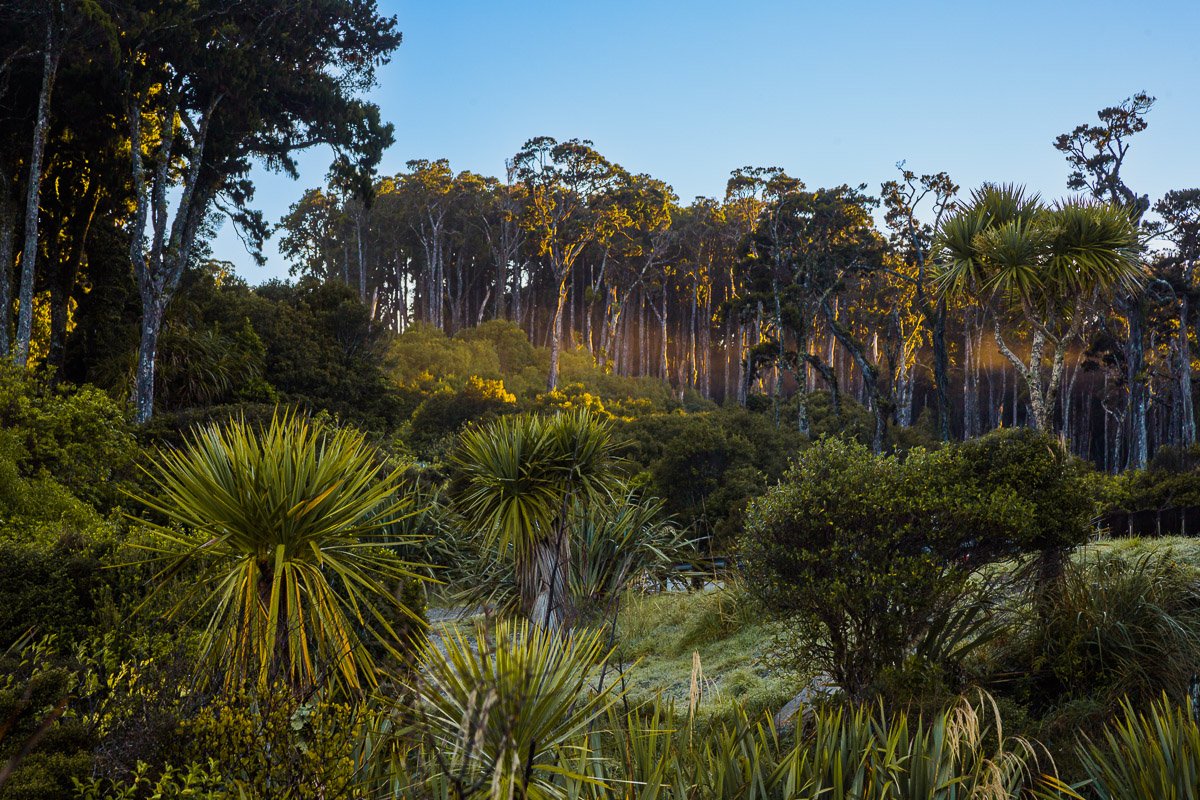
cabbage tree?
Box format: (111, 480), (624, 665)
(935, 184), (1141, 433)
(134, 412), (425, 695)
(450, 409), (623, 631)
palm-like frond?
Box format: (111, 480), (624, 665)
(979, 218), (1050, 303)
(1076, 695), (1200, 798)
(452, 414), (568, 557)
(403, 619), (622, 799)
(1045, 200), (1142, 295)
(132, 410), (427, 694)
(932, 207), (990, 297)
(970, 183), (1041, 228)
(934, 184), (1140, 313)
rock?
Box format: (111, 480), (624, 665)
(773, 674), (835, 731)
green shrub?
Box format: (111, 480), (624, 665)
(0, 365), (136, 509)
(742, 437), (1028, 700)
(618, 406), (804, 546)
(987, 551), (1200, 717)
(403, 376), (517, 461)
(943, 428), (1098, 574)
(0, 637), (95, 800)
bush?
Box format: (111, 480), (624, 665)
(986, 551), (1200, 717)
(0, 366), (136, 509)
(618, 406), (805, 546)
(943, 428), (1098, 573)
(0, 637), (94, 800)
(742, 437), (1027, 700)
(403, 376), (517, 461)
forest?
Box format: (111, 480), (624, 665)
(3, 0), (1200, 798)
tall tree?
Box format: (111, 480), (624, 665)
(936, 185), (1141, 434)
(120, 0), (401, 422)
(12, 1), (79, 365)
(1054, 92), (1157, 466)
(1150, 189), (1200, 448)
(880, 167), (958, 439)
(513, 137), (628, 390)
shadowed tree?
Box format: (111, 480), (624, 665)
(1055, 92), (1158, 467)
(120, 0), (401, 423)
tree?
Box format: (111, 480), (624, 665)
(935, 184), (1141, 434)
(1151, 189), (1200, 448)
(512, 138), (629, 390)
(450, 409), (624, 631)
(134, 412), (426, 695)
(880, 167), (958, 440)
(736, 177), (888, 448)
(120, 0), (401, 423)
(1055, 92), (1158, 467)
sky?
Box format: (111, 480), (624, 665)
(211, 0), (1200, 283)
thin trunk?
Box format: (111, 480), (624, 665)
(1125, 302), (1148, 469)
(530, 527), (571, 632)
(931, 299), (952, 441)
(14, 31), (61, 365)
(1180, 291), (1196, 446)
(546, 269), (569, 390)
(0, 171), (13, 355)
(638, 290), (647, 377)
(658, 289), (668, 380)
(355, 211), (366, 302)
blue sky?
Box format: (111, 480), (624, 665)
(212, 0), (1200, 282)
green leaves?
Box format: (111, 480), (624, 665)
(399, 619), (622, 800)
(1075, 695), (1200, 799)
(934, 183), (1141, 309)
(450, 409), (623, 562)
(132, 410), (426, 694)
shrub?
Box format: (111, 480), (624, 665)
(618, 406), (805, 547)
(0, 365), (136, 509)
(391, 620), (622, 799)
(742, 437), (1026, 700)
(132, 412), (428, 694)
(942, 428), (1097, 580)
(404, 376), (517, 461)
(987, 551), (1200, 717)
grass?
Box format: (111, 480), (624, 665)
(426, 535), (1200, 735)
(610, 586), (799, 726)
(1085, 534), (1200, 566)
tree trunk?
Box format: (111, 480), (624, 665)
(658, 289), (668, 380)
(355, 210), (366, 302)
(1125, 301), (1148, 469)
(134, 299), (165, 423)
(931, 299), (952, 441)
(14, 33), (60, 365)
(530, 526), (570, 631)
(0, 176), (13, 355)
(546, 270), (569, 390)
(1180, 292), (1196, 446)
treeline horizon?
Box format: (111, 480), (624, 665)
(0, 1), (1197, 475)
(276, 93), (1199, 472)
